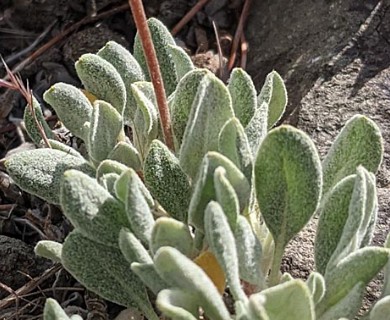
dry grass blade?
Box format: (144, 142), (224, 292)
(1, 60), (51, 148)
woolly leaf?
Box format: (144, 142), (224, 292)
(257, 70), (287, 129)
(60, 169), (130, 248)
(255, 125), (322, 249)
(382, 234), (390, 296)
(235, 215), (265, 287)
(316, 247), (390, 317)
(205, 201), (247, 303)
(97, 41), (145, 123)
(316, 167), (378, 275)
(35, 240), (62, 263)
(157, 288), (199, 320)
(5, 149), (94, 204)
(150, 217), (194, 257)
(131, 262), (168, 295)
(43, 298), (71, 320)
(214, 167), (239, 231)
(144, 140), (191, 221)
(315, 175), (355, 274)
(168, 44), (194, 81)
(218, 117), (253, 181)
(170, 69), (209, 149)
(370, 296), (390, 320)
(123, 168), (155, 244)
(245, 102), (268, 156)
(114, 169), (154, 208)
(179, 73), (234, 179)
(251, 280), (314, 320)
(75, 53), (126, 114)
(131, 81), (159, 156)
(43, 82), (92, 140)
(322, 115), (383, 195)
(306, 272), (326, 305)
(108, 141), (142, 172)
(154, 247), (232, 320)
(188, 152), (250, 231)
(134, 18), (177, 95)
(119, 228), (152, 265)
(88, 100), (123, 164)
(61, 231), (159, 320)
(317, 282), (365, 320)
(24, 96), (55, 145)
(227, 68), (257, 127)
(43, 139), (83, 159)
(96, 160), (129, 181)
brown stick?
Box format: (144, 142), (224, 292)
(128, 0), (174, 151)
(2, 4), (129, 79)
(227, 0), (253, 71)
(171, 0), (210, 36)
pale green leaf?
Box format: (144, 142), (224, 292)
(108, 141), (142, 172)
(75, 53), (126, 114)
(228, 68), (257, 127)
(118, 228), (152, 264)
(218, 117), (253, 181)
(157, 288), (199, 320)
(134, 18), (177, 95)
(306, 272), (325, 305)
(150, 217), (194, 257)
(170, 69), (209, 149)
(245, 102), (268, 156)
(317, 247), (390, 317)
(131, 262), (168, 295)
(257, 70), (287, 129)
(61, 230), (158, 319)
(24, 96), (55, 145)
(97, 41), (145, 123)
(60, 169), (130, 247)
(6, 149), (94, 204)
(88, 100), (123, 164)
(43, 298), (71, 320)
(322, 115), (383, 195)
(252, 279), (315, 320)
(168, 44), (194, 81)
(370, 296), (390, 320)
(179, 73), (234, 179)
(214, 167), (239, 231)
(144, 140), (191, 221)
(131, 81), (159, 156)
(188, 152), (250, 231)
(235, 216), (265, 287)
(43, 83), (92, 140)
(205, 201), (247, 303)
(315, 175), (355, 274)
(154, 247), (232, 320)
(255, 125), (322, 249)
(35, 241), (62, 263)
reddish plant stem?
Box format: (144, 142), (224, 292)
(227, 0), (253, 72)
(171, 0), (210, 36)
(128, 0), (174, 151)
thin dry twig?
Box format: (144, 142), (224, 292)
(0, 264), (62, 310)
(128, 0), (174, 151)
(212, 21), (227, 81)
(2, 3), (129, 79)
(227, 0), (253, 71)
(1, 61), (51, 148)
(240, 33), (248, 70)
(171, 0), (210, 36)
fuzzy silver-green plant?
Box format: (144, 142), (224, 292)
(5, 17), (390, 320)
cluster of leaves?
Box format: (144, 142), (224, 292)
(5, 18), (390, 320)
